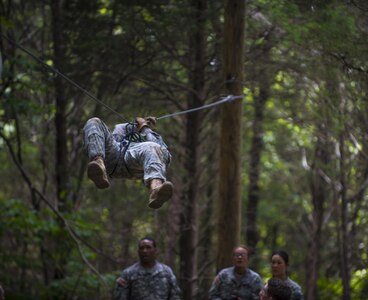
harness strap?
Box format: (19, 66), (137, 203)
(121, 139), (133, 177)
(109, 122), (145, 177)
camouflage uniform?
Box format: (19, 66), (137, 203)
(112, 261), (181, 300)
(83, 117), (171, 185)
(285, 278), (303, 300)
(209, 267), (263, 300)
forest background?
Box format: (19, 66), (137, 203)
(1, 0), (368, 299)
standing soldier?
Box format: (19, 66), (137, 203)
(113, 237), (181, 300)
(209, 245), (263, 300)
(269, 250), (304, 300)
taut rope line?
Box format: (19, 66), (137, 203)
(1, 34), (129, 121)
(2, 34), (243, 120)
(157, 95), (243, 120)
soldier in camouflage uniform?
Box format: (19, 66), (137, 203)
(270, 250), (304, 300)
(112, 237), (181, 300)
(83, 116), (173, 209)
(209, 245), (263, 300)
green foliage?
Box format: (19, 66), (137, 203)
(1, 0), (368, 299)
(351, 269), (368, 299)
(317, 277), (342, 300)
(0, 197), (120, 299)
(315, 272), (368, 300)
(46, 272), (117, 300)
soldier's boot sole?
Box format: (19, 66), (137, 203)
(148, 181), (173, 209)
(87, 161), (110, 189)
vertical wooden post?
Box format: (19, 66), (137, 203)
(216, 0), (245, 270)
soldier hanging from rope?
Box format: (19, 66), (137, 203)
(83, 116), (173, 209)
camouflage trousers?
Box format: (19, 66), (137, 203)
(83, 117), (171, 185)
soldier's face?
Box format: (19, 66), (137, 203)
(271, 254), (287, 278)
(232, 247), (249, 268)
(138, 239), (156, 263)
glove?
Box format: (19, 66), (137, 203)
(145, 116), (157, 130)
(135, 117), (148, 132)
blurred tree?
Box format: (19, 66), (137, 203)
(216, 0), (245, 271)
(1, 0), (368, 299)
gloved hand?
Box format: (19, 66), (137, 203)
(145, 116), (157, 130)
(135, 117), (148, 132)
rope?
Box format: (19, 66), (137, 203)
(1, 34), (129, 122)
(157, 95), (243, 120)
(1, 34), (243, 121)
(109, 122), (144, 177)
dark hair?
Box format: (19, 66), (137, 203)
(139, 236), (157, 248)
(267, 278), (292, 300)
(271, 249), (289, 265)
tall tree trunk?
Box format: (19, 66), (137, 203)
(50, 1), (70, 292)
(216, 0), (245, 270)
(306, 126), (329, 300)
(179, 0), (206, 299)
(246, 46), (270, 253)
(306, 73), (343, 300)
(197, 122), (220, 298)
(178, 57), (200, 300)
(339, 135), (351, 300)
(51, 0), (68, 210)
(338, 97), (351, 300)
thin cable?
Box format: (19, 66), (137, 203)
(157, 95), (243, 120)
(2, 34), (244, 121)
(1, 34), (129, 121)
(0, 50), (3, 76)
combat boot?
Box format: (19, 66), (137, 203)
(148, 179), (173, 209)
(87, 156), (110, 189)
